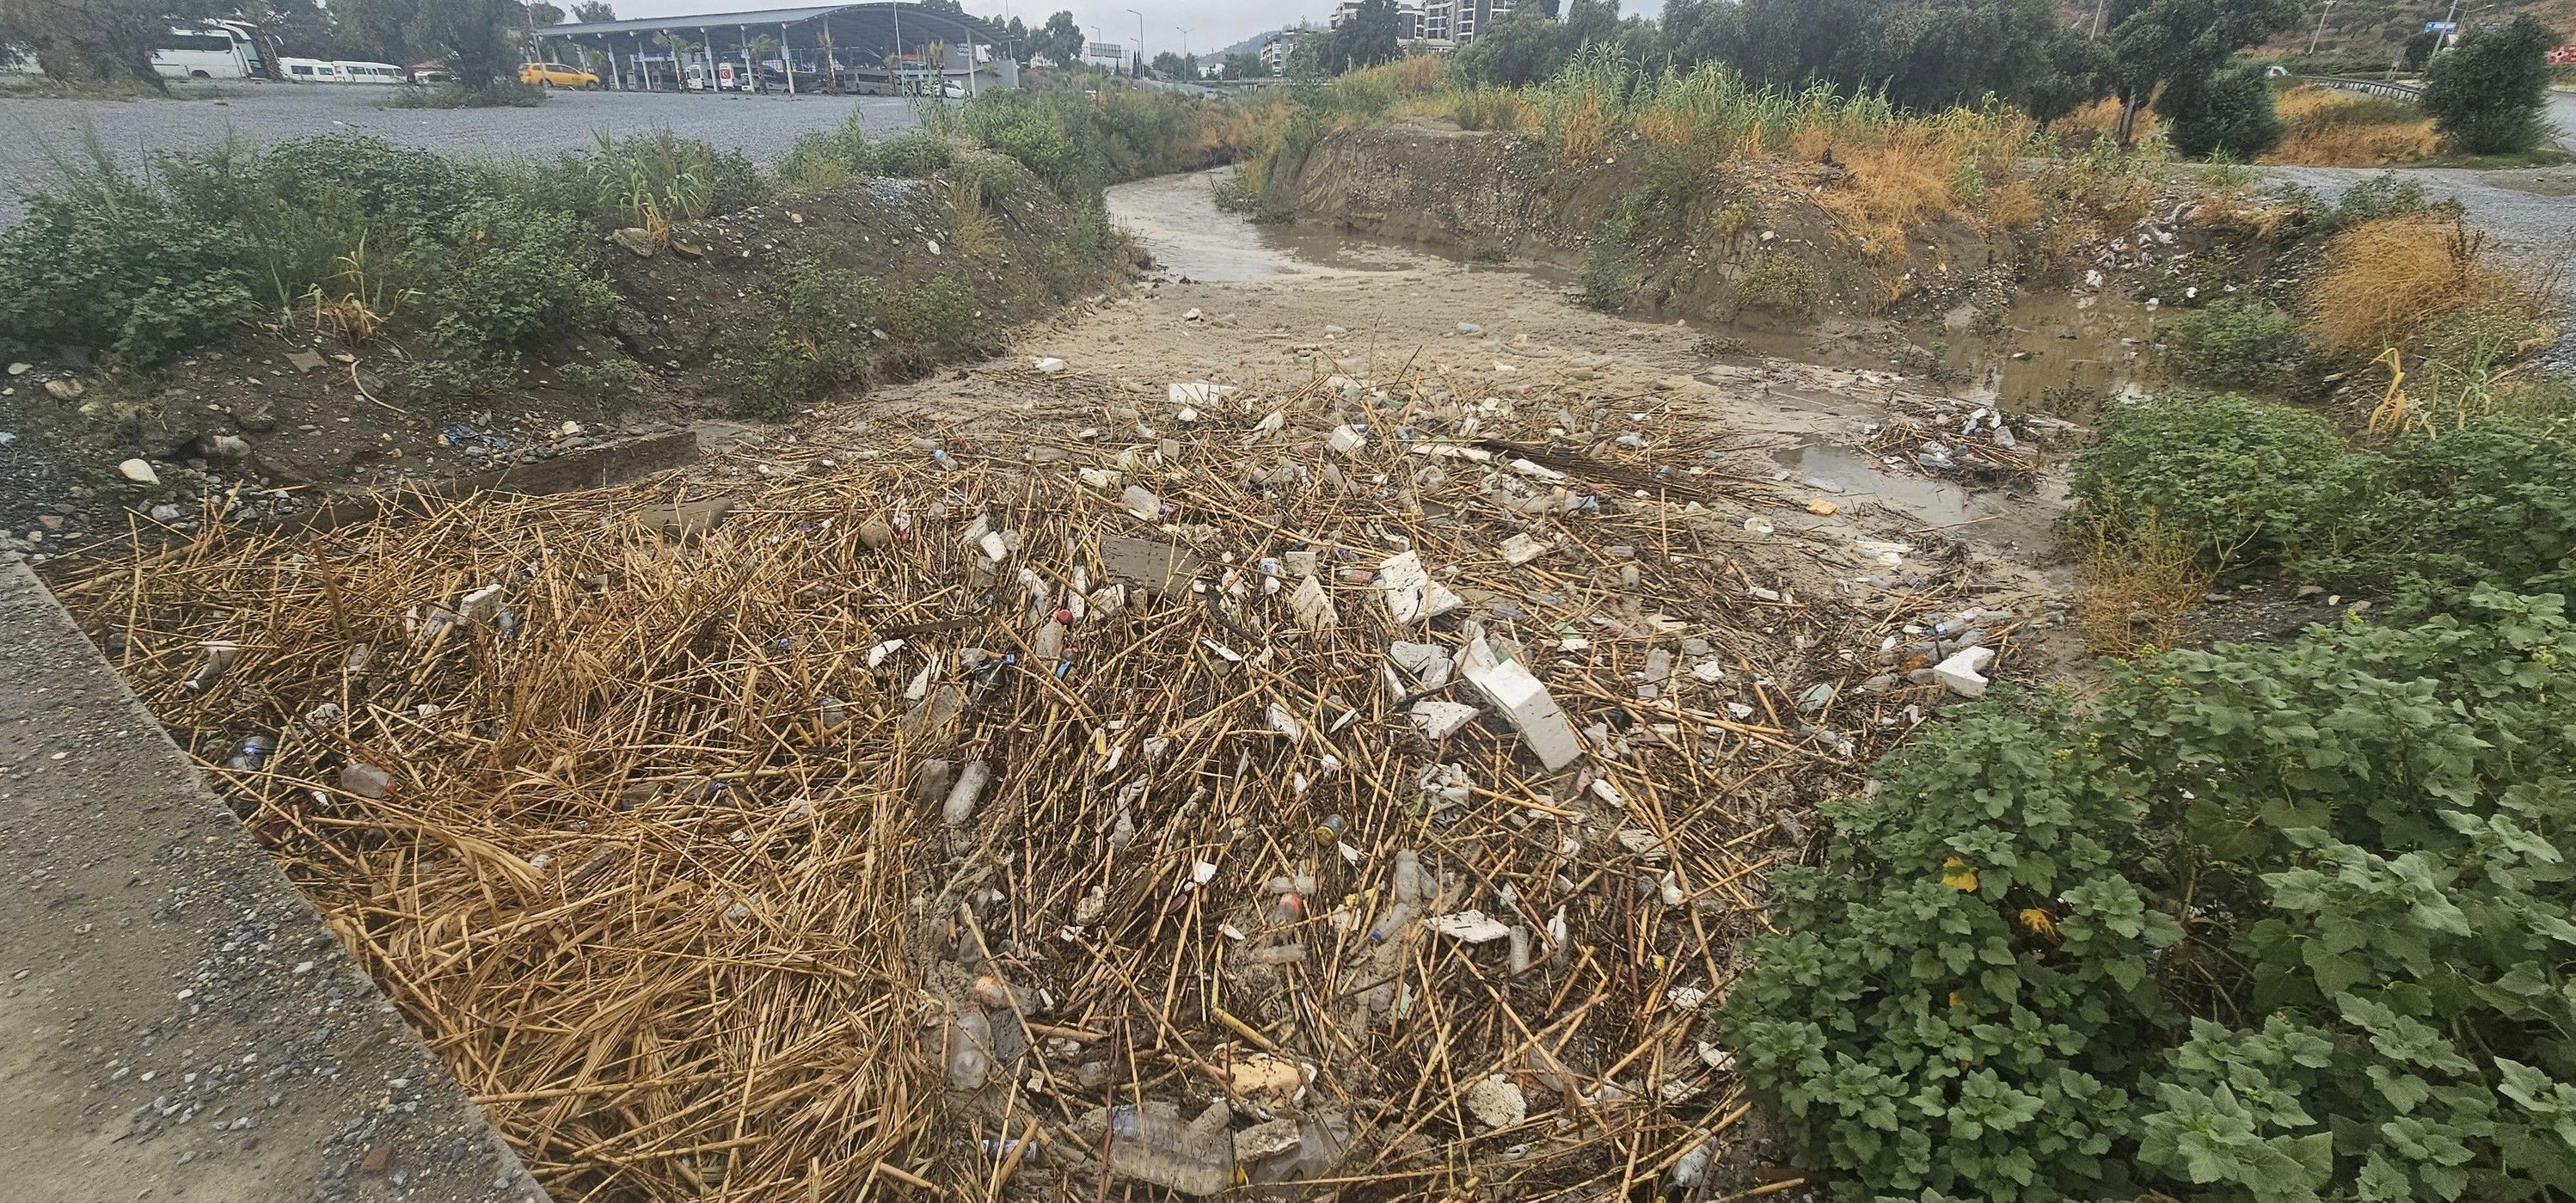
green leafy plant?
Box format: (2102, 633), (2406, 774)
(414, 195), (616, 352)
(1721, 697), (2181, 1200)
(2171, 299), (2309, 388)
(1579, 217), (1637, 312)
(2064, 392), (2372, 572)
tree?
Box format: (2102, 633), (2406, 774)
(1310, 0), (1401, 74)
(524, 2), (564, 26)
(340, 0), (518, 85)
(2099, 0), (2300, 144)
(2421, 14), (2555, 155)
(1712, 0), (2099, 118)
(0, 0), (219, 87)
(1454, 0), (1622, 87)
(2158, 62), (2284, 158)
(1150, 49), (1190, 79)
(1033, 9), (1082, 65)
(1221, 50), (1266, 78)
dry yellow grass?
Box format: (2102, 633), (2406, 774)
(2049, 96), (2162, 147)
(2074, 519), (2217, 654)
(2261, 87), (2440, 167)
(2307, 215), (2526, 355)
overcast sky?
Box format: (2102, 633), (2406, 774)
(610, 2), (1669, 57)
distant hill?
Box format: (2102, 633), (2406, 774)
(2264, 0), (2574, 64)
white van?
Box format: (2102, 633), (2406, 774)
(152, 21), (271, 80)
(279, 56), (344, 82)
(334, 61), (408, 85)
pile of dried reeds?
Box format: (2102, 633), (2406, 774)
(52, 376), (1974, 1200)
(1859, 398), (2044, 486)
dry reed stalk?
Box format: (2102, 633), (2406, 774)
(50, 371), (1993, 1200)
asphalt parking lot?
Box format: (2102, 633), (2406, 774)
(0, 83), (926, 223)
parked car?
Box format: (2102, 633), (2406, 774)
(519, 61), (600, 89)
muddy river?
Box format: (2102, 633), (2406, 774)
(1105, 168), (2114, 556)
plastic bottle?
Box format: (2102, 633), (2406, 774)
(337, 761), (391, 799)
(944, 1003), (994, 1090)
(942, 759), (992, 826)
(226, 734), (273, 771)
(1103, 1104), (1235, 1196)
(1392, 850), (1426, 905)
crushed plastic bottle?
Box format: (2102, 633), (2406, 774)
(942, 759), (992, 826)
(337, 761), (391, 799)
(1103, 1102), (1235, 1196)
(225, 734), (273, 771)
(944, 1002), (994, 1090)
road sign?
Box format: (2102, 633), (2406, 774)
(2424, 21), (2456, 31)
(1086, 40), (1125, 57)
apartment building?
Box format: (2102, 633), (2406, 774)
(1330, 2), (1428, 40)
(1421, 0), (1512, 46)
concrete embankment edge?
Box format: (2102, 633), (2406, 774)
(0, 563), (542, 1202)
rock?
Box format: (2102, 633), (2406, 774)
(1806, 499), (1838, 516)
(1182, 307), (1204, 322)
(1457, 322), (1483, 336)
(667, 237), (706, 260)
(148, 503), (186, 523)
(117, 458), (159, 485)
(5, 362), (27, 376)
(1227, 1054), (1303, 1101)
(202, 433), (252, 459)
(856, 517), (895, 550)
(1464, 1076), (1527, 1131)
(1032, 356), (1069, 375)
(610, 227), (659, 257)
(1930, 646), (1996, 699)
(232, 400), (278, 433)
(285, 349), (328, 373)
(43, 377), (84, 401)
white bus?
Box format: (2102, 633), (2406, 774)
(152, 20), (274, 80)
(334, 61), (408, 85)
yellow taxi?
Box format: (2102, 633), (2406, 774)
(519, 61), (601, 89)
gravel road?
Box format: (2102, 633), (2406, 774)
(0, 83), (924, 224)
(2260, 163), (2576, 258)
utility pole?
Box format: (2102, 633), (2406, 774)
(2307, 0), (2337, 55)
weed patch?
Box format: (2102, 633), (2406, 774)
(2305, 213), (2525, 357)
(2169, 298), (2308, 388)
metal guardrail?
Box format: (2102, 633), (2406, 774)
(2299, 75), (2426, 102)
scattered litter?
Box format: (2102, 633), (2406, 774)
(1464, 1075), (1527, 1131)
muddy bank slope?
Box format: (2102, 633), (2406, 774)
(3, 155), (1127, 564)
(1262, 122), (2014, 324)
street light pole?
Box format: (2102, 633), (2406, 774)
(1126, 8), (1143, 76)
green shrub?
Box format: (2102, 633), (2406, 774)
(2422, 14), (2556, 155)
(962, 91), (1089, 199)
(711, 252), (879, 416)
(1721, 697), (2180, 1200)
(2065, 393), (2371, 570)
(1727, 585), (2576, 1200)
(0, 153), (256, 362)
(2157, 65), (2285, 161)
(779, 114), (874, 192)
(1579, 217), (1635, 312)
(2309, 416), (2576, 595)
(383, 80), (547, 108)
(872, 131), (954, 179)
(1732, 251), (1820, 317)
(2170, 299), (2308, 388)
(2102, 585), (2576, 1201)
(414, 195), (615, 351)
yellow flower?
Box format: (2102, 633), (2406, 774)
(1940, 857), (1978, 893)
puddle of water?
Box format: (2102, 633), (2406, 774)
(1105, 168), (1579, 285)
(1923, 291), (2163, 416)
(1771, 441), (1994, 527)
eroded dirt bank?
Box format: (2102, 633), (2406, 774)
(37, 168), (2098, 1200)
